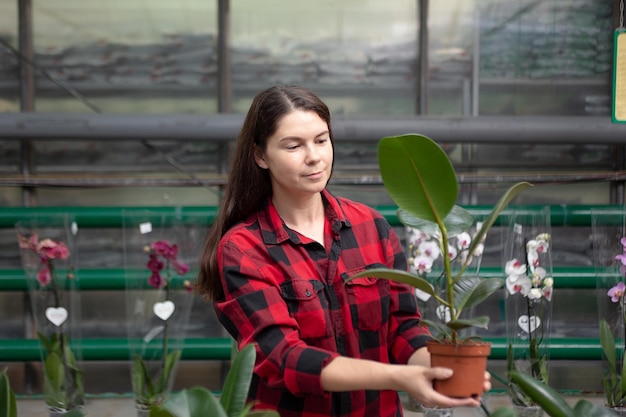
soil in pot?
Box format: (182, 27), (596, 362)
(426, 339), (491, 398)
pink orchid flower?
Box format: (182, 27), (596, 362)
(608, 282), (626, 303)
(17, 233), (71, 287)
(37, 263), (52, 286)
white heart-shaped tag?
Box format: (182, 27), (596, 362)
(518, 314), (541, 334)
(45, 307), (68, 327)
(153, 300), (175, 321)
(436, 305), (451, 323)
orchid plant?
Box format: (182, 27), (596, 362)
(600, 237), (626, 409)
(132, 239), (192, 412)
(1, 368), (18, 417)
(348, 133), (531, 345)
(152, 344), (279, 417)
(406, 222), (486, 332)
(16, 232), (85, 414)
(504, 232), (554, 407)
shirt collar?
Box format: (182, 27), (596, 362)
(257, 189), (351, 245)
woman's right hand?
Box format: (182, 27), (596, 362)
(396, 365), (484, 409)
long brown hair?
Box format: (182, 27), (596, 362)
(197, 85), (333, 300)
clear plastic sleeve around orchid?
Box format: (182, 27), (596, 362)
(502, 207), (553, 408)
(122, 210), (201, 412)
(405, 218), (486, 338)
(15, 214), (85, 414)
(591, 208), (626, 409)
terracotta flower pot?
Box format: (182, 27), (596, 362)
(426, 339), (491, 398)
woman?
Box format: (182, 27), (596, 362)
(197, 85), (488, 416)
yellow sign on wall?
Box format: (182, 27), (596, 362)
(614, 29), (626, 123)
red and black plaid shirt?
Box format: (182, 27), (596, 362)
(215, 189), (431, 417)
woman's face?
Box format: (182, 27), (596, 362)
(255, 109), (333, 200)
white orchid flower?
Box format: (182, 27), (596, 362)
(527, 249), (540, 269)
(456, 232), (471, 250)
(413, 254), (434, 274)
(447, 244), (458, 260)
(542, 284), (553, 301)
(505, 258), (527, 276)
(535, 238), (550, 254)
(531, 266), (547, 287)
(472, 243), (485, 257)
(528, 287), (543, 300)
(506, 274), (531, 295)
(418, 240), (440, 261)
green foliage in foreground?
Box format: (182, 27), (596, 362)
(150, 344), (279, 417)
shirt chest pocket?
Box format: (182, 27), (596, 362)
(342, 268), (390, 331)
(280, 279), (331, 340)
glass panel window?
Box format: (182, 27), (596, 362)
(31, 0), (218, 113)
(477, 0), (614, 115)
(231, 0), (420, 115)
(0, 0), (19, 111)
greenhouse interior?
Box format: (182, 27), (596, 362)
(2, 0), (626, 416)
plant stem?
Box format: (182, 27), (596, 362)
(162, 262), (171, 374)
(49, 262), (76, 410)
(49, 261), (60, 309)
(439, 224), (457, 344)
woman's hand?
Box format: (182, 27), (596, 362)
(395, 366), (491, 409)
(404, 345), (491, 408)
(320, 355), (491, 409)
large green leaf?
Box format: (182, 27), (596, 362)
(445, 316), (490, 331)
(378, 134), (457, 225)
(453, 277), (504, 312)
(162, 386), (227, 417)
(157, 350), (181, 395)
(44, 351), (64, 389)
(398, 205), (474, 237)
(0, 369), (17, 417)
(510, 371), (574, 417)
(420, 319), (452, 340)
(348, 268), (440, 302)
(132, 355), (158, 406)
(573, 400), (621, 417)
(43, 351), (67, 408)
(621, 355), (626, 404)
(600, 320), (617, 375)
(220, 343), (256, 416)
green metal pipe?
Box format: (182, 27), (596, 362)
(484, 337), (603, 360)
(0, 266), (601, 291)
(0, 206), (218, 228)
(0, 269), (193, 291)
(0, 337), (233, 362)
(375, 204), (620, 227)
(0, 337), (606, 362)
(0, 204), (623, 228)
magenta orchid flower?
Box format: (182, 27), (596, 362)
(146, 240), (190, 289)
(608, 282), (626, 303)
